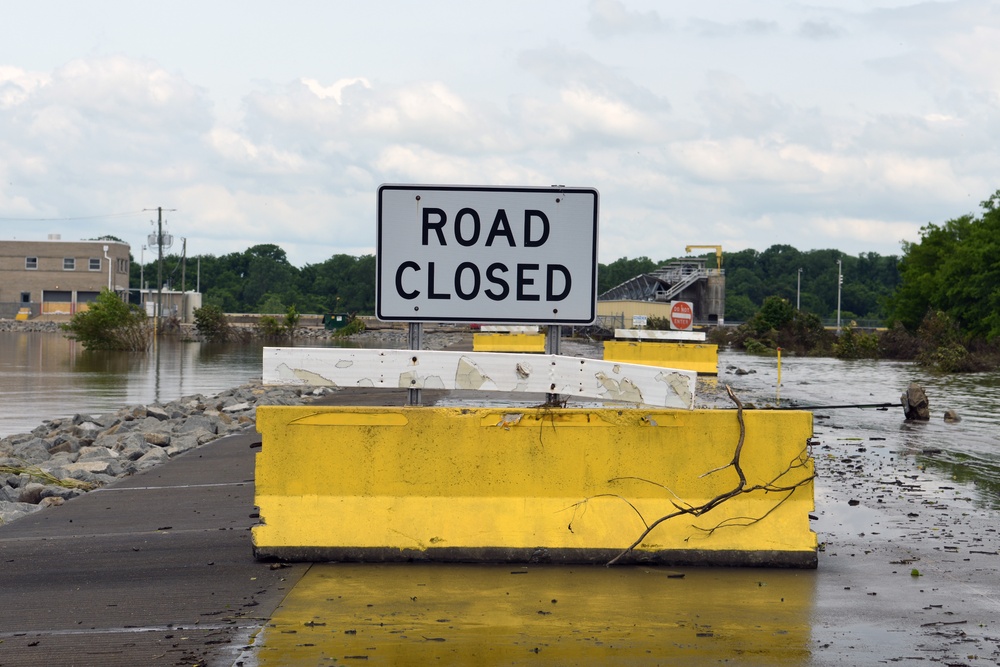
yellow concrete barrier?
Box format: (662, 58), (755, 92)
(604, 340), (719, 375)
(472, 332), (546, 352)
(254, 405), (815, 567)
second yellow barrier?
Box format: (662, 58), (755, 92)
(473, 332), (546, 352)
(253, 406), (814, 566)
(604, 340), (719, 375)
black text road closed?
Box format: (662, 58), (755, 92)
(377, 185), (599, 324)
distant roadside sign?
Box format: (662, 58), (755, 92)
(377, 184), (599, 324)
(670, 301), (694, 331)
(632, 314), (648, 328)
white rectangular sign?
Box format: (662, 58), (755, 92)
(377, 184), (599, 324)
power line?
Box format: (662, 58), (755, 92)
(0, 210), (148, 222)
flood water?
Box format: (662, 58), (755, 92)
(0, 331), (357, 438)
(2, 330), (998, 507)
(711, 353), (1000, 508)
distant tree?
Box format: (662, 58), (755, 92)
(724, 294), (757, 322)
(890, 190), (1000, 339)
(597, 256), (659, 295)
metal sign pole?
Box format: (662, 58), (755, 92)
(546, 324), (561, 404)
(408, 322), (423, 406)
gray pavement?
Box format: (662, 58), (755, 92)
(0, 430), (306, 667)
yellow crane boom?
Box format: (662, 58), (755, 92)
(685, 244), (723, 269)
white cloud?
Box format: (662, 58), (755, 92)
(2, 3), (1000, 268)
(587, 0), (667, 38)
(0, 66), (48, 109)
(300, 76), (371, 103)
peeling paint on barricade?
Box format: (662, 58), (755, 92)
(657, 370), (695, 407)
(253, 405), (815, 567)
(263, 347), (697, 409)
(594, 372), (643, 403)
(273, 363), (336, 387)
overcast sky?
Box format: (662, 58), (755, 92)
(1, 1), (998, 267)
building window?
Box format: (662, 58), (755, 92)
(89, 258), (101, 271)
(21, 292), (31, 304)
(117, 258), (128, 273)
(63, 258), (76, 270)
(25, 257), (37, 270)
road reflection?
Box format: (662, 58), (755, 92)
(254, 563), (814, 666)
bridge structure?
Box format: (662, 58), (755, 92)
(598, 257), (726, 325)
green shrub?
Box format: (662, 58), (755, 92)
(194, 304), (236, 343)
(646, 315), (671, 330)
(743, 338), (770, 355)
(284, 305), (300, 333)
(257, 315), (286, 339)
(333, 316), (366, 337)
(878, 322), (920, 360)
(834, 322), (881, 359)
(62, 289), (151, 351)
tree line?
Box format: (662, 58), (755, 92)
(125, 189), (999, 343)
(598, 246), (900, 323)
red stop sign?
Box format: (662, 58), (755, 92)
(670, 301), (693, 330)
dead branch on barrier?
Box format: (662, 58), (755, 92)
(603, 384), (814, 566)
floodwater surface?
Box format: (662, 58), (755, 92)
(0, 331), (362, 438)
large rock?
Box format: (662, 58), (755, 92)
(0, 501), (42, 524)
(12, 438), (51, 464)
(134, 446), (170, 471)
(175, 415), (218, 435)
(113, 433), (154, 460)
(901, 383), (930, 421)
(146, 405), (171, 421)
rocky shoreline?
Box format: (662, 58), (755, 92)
(0, 381), (334, 525)
(0, 323), (517, 526)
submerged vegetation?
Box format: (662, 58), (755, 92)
(62, 289), (151, 351)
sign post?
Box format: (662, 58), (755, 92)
(378, 184), (599, 405)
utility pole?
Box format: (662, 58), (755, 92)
(797, 268), (802, 310)
(157, 207), (164, 328)
(144, 206), (176, 332)
(181, 237), (187, 323)
(836, 259), (843, 334)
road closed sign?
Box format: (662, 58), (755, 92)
(377, 184), (599, 324)
(670, 300), (694, 331)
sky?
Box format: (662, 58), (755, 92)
(1, 0), (999, 268)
